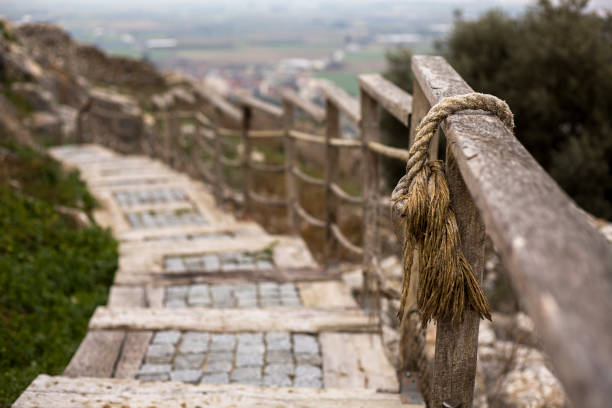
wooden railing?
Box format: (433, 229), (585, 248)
(82, 55), (612, 408)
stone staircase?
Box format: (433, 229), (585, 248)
(13, 144), (421, 407)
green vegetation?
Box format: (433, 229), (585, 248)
(443, 0), (612, 219)
(0, 142), (118, 406)
(313, 71), (359, 96)
(383, 0), (612, 219)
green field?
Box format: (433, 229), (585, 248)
(313, 71), (360, 96)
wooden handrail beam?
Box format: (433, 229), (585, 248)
(281, 89), (325, 123)
(367, 141), (409, 161)
(236, 93), (283, 119)
(410, 55), (612, 408)
(321, 82), (360, 124)
(358, 73), (412, 126)
(196, 88), (242, 124)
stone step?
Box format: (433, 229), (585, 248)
(13, 375), (418, 408)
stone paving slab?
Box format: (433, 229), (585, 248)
(125, 208), (208, 229)
(163, 282), (301, 308)
(137, 330), (323, 388)
(116, 236), (317, 278)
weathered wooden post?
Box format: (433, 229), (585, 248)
(282, 98), (298, 233)
(360, 88), (381, 310)
(430, 148), (485, 408)
(324, 99), (339, 269)
(395, 60), (486, 407)
(241, 106), (253, 215)
(396, 78), (433, 403)
(162, 109), (173, 165)
(213, 107), (225, 205)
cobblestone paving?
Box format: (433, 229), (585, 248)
(137, 331), (323, 388)
(163, 282), (302, 308)
(125, 209), (207, 228)
(164, 251), (274, 273)
(114, 188), (188, 207)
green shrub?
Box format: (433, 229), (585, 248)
(0, 141), (96, 214)
(0, 145), (117, 406)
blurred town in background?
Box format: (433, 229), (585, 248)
(1, 0), (534, 100)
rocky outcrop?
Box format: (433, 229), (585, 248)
(15, 23), (165, 93)
(0, 18), (169, 149)
(79, 88), (144, 153)
(0, 94), (35, 147)
(75, 44), (165, 91)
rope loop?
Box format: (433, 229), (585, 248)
(392, 92), (514, 326)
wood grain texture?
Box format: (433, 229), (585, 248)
(320, 333), (400, 392)
(322, 82), (360, 123)
(359, 73), (412, 126)
(116, 267), (340, 286)
(430, 150), (485, 408)
(298, 281), (358, 308)
(89, 307), (377, 333)
(282, 88), (326, 123)
(199, 89), (242, 123)
(324, 100), (340, 268)
(63, 330), (125, 378)
(283, 99), (298, 231)
(14, 375), (416, 408)
(213, 124), (224, 204)
(412, 55), (612, 408)
(113, 331), (153, 379)
(241, 105), (252, 214)
(107, 286), (145, 308)
(237, 93), (283, 118)
(360, 89), (381, 311)
(145, 284), (165, 308)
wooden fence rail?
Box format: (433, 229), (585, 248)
(82, 55), (612, 408)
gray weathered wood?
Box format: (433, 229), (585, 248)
(359, 73), (412, 126)
(113, 331), (153, 379)
(63, 330), (125, 378)
(360, 88), (381, 311)
(324, 99), (340, 268)
(281, 88), (326, 123)
(107, 286), (145, 308)
(89, 307), (378, 333)
(320, 333), (400, 392)
(322, 82), (360, 123)
(198, 88), (242, 124)
(282, 99), (298, 232)
(237, 93), (283, 118)
(412, 55), (612, 408)
(14, 375), (415, 408)
(431, 150), (484, 408)
(241, 106), (252, 214)
(408, 80), (438, 159)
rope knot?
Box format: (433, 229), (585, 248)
(392, 92), (514, 326)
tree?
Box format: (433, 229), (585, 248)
(441, 0), (612, 219)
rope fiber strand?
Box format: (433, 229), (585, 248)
(392, 92), (514, 326)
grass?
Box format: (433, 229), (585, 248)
(0, 142), (118, 406)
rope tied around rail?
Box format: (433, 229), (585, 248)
(392, 92), (514, 326)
